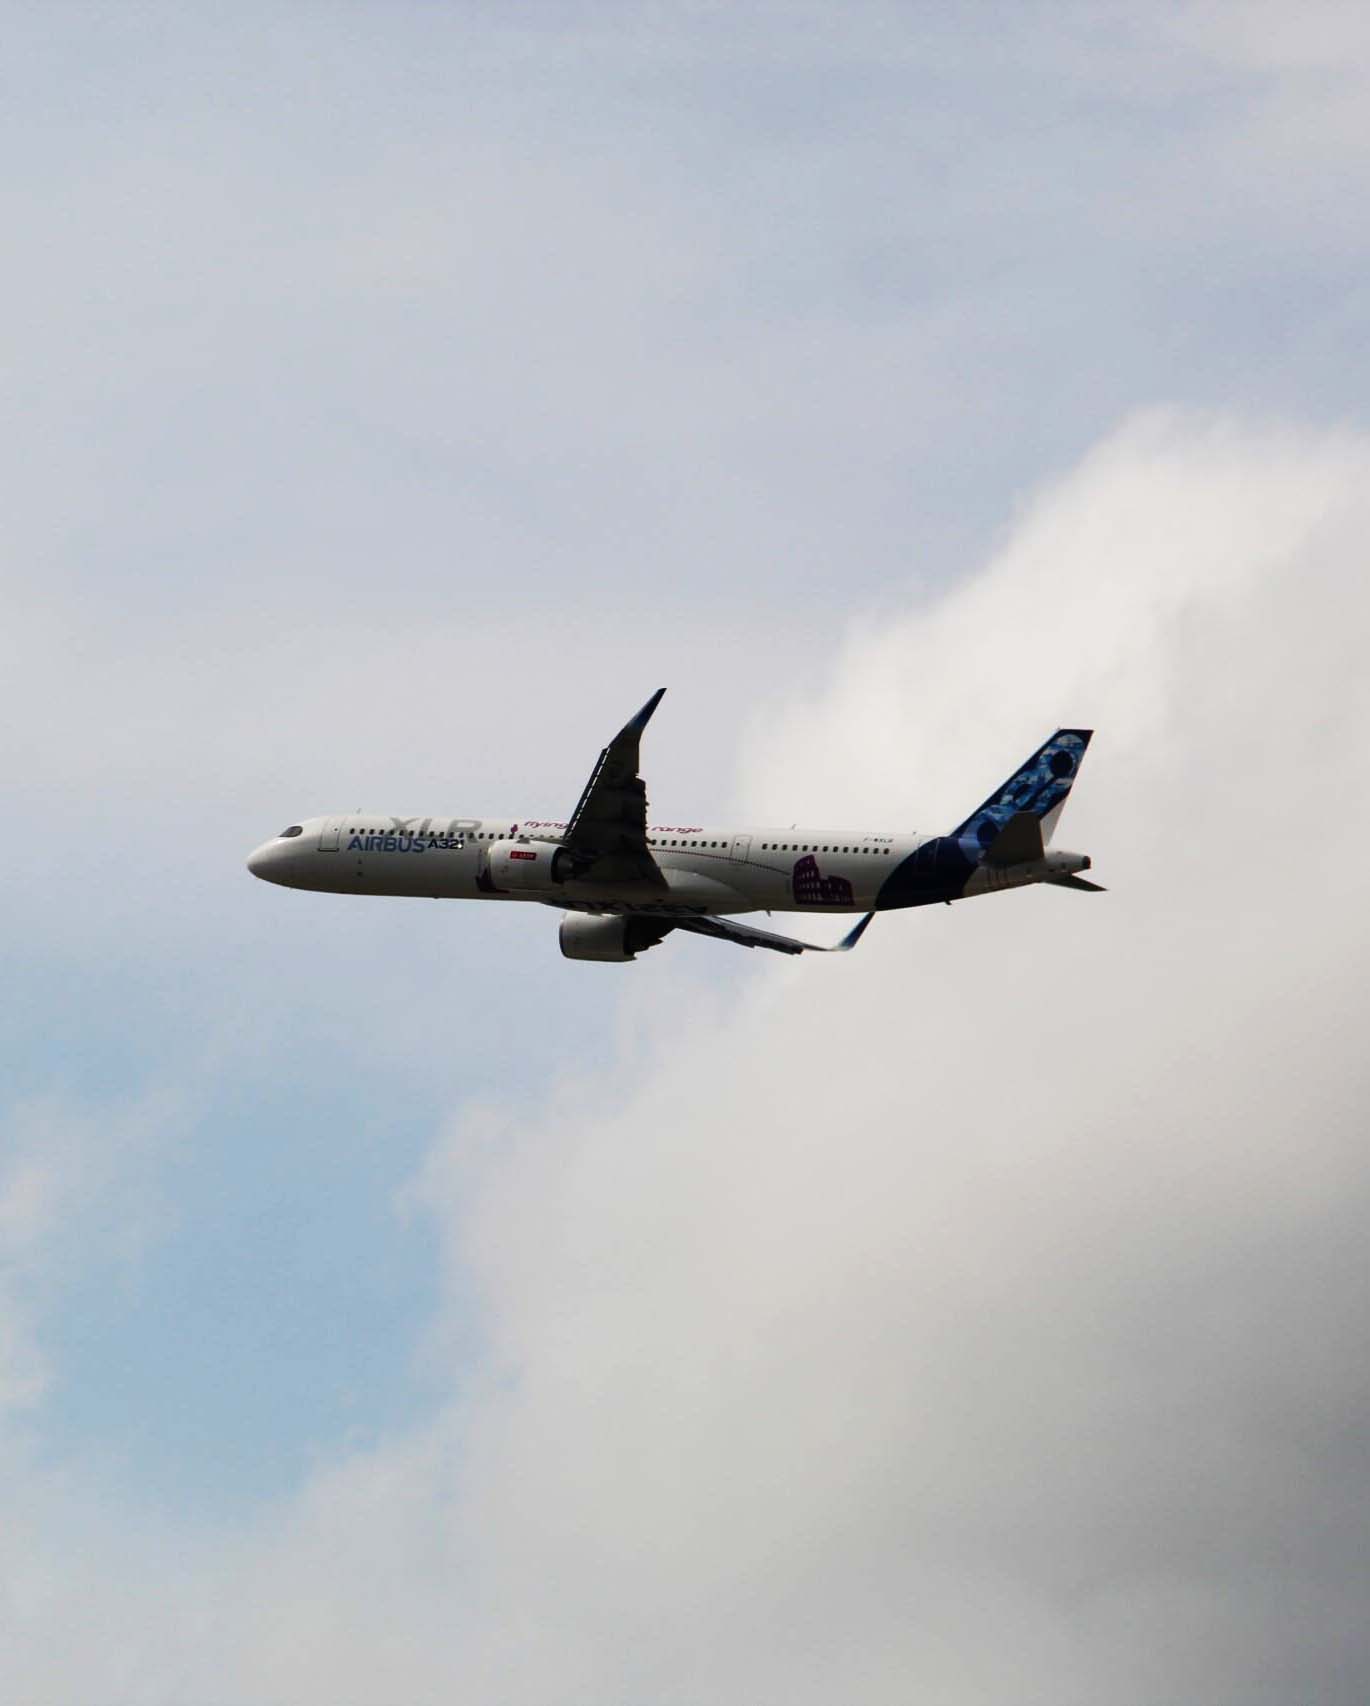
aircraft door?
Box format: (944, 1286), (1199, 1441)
(318, 817), (346, 851)
(731, 833), (752, 863)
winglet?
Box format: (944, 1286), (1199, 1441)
(624, 688), (666, 737)
(836, 911), (876, 951)
(669, 909), (875, 956)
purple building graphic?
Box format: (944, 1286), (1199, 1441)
(792, 854), (855, 907)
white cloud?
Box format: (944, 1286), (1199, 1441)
(6, 409), (1358, 1705)
(740, 408), (1368, 826)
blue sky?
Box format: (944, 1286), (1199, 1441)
(4, 6), (1370, 1701)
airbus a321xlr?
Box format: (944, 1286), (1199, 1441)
(246, 691), (1102, 961)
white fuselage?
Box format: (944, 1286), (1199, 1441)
(246, 813), (1071, 916)
(245, 723), (1096, 961)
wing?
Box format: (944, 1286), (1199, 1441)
(559, 689), (667, 885)
(671, 911), (875, 956)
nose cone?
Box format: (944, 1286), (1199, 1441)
(247, 840), (290, 884)
(249, 822), (314, 887)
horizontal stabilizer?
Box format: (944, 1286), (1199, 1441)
(1045, 873), (1106, 893)
(672, 911), (875, 956)
(984, 811), (1044, 867)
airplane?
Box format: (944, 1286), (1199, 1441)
(246, 691), (1101, 961)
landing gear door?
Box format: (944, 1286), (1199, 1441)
(319, 817), (346, 852)
(731, 833), (752, 864)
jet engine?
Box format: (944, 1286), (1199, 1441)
(558, 914), (671, 962)
(486, 839), (570, 891)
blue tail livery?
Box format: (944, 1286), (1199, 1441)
(952, 728), (1092, 851)
(875, 728), (1097, 913)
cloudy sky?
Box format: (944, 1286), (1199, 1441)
(3, 4), (1369, 1701)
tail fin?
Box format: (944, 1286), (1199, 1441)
(952, 729), (1092, 851)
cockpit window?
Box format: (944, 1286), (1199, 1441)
(278, 825), (304, 839)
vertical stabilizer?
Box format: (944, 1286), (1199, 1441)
(952, 729), (1092, 850)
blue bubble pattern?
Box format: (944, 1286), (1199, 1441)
(952, 728), (1093, 849)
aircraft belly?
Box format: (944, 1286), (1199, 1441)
(963, 862), (1041, 897)
(563, 866), (755, 916)
(661, 868), (754, 910)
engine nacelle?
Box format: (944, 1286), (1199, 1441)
(487, 838), (569, 892)
(558, 913), (669, 962)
